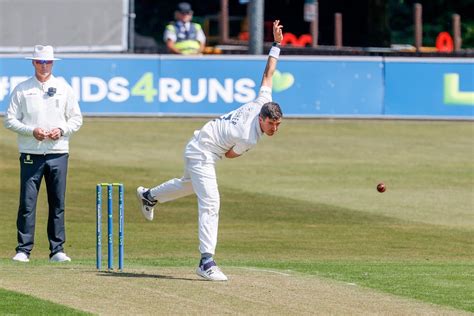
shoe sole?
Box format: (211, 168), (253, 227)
(136, 187), (153, 221)
(195, 267), (228, 281)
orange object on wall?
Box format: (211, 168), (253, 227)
(297, 34), (313, 47)
(281, 32), (299, 46)
(237, 32), (313, 47)
(239, 31), (249, 41)
(281, 33), (313, 47)
(436, 32), (454, 52)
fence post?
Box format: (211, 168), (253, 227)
(452, 14), (462, 52)
(248, 0), (264, 55)
(334, 13), (343, 48)
(414, 3), (422, 52)
(219, 0), (229, 43)
(311, 1), (319, 48)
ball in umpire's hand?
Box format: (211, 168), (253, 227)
(377, 182), (386, 193)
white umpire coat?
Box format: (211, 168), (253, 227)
(4, 75), (82, 154)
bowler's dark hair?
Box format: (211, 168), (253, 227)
(259, 102), (283, 120)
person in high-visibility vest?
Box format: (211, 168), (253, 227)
(164, 2), (206, 55)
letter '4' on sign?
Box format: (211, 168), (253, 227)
(131, 72), (158, 103)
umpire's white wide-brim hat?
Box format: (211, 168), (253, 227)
(25, 45), (61, 61)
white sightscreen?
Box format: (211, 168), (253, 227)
(0, 0), (129, 52)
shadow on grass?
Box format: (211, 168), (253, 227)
(96, 270), (204, 282)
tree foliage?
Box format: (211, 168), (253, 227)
(389, 0), (473, 47)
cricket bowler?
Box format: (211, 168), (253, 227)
(137, 20), (284, 281)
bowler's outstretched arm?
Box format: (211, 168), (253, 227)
(260, 20), (284, 89)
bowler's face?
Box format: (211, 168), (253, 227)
(259, 117), (282, 136)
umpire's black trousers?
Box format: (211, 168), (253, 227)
(16, 153), (69, 257)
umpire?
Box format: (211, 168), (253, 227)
(4, 45), (82, 263)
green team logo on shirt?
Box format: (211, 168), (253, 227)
(272, 70), (294, 92)
(23, 154), (33, 164)
(444, 73), (474, 106)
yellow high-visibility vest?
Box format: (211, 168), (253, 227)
(166, 22), (202, 54)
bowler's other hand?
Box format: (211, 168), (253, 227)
(273, 20), (283, 43)
(33, 127), (49, 141)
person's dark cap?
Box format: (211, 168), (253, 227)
(177, 2), (193, 13)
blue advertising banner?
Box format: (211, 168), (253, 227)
(0, 55), (160, 115)
(0, 55), (384, 117)
(278, 57), (383, 116)
(158, 56), (384, 116)
(384, 58), (474, 118)
(0, 54), (472, 119)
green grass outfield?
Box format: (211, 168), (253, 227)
(0, 118), (473, 313)
(0, 288), (90, 315)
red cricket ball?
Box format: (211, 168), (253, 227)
(377, 182), (386, 193)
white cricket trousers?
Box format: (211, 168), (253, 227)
(149, 157), (220, 255)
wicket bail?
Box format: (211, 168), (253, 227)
(96, 183), (124, 271)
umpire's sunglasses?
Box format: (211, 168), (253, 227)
(34, 60), (53, 65)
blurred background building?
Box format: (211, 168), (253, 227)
(133, 0), (473, 54)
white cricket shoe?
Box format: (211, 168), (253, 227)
(50, 252), (71, 262)
(12, 252), (29, 262)
(136, 186), (157, 221)
(196, 260), (228, 281)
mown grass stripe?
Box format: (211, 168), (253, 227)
(0, 287), (92, 315)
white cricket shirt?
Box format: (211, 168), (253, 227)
(187, 86), (272, 161)
(4, 75), (82, 154)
